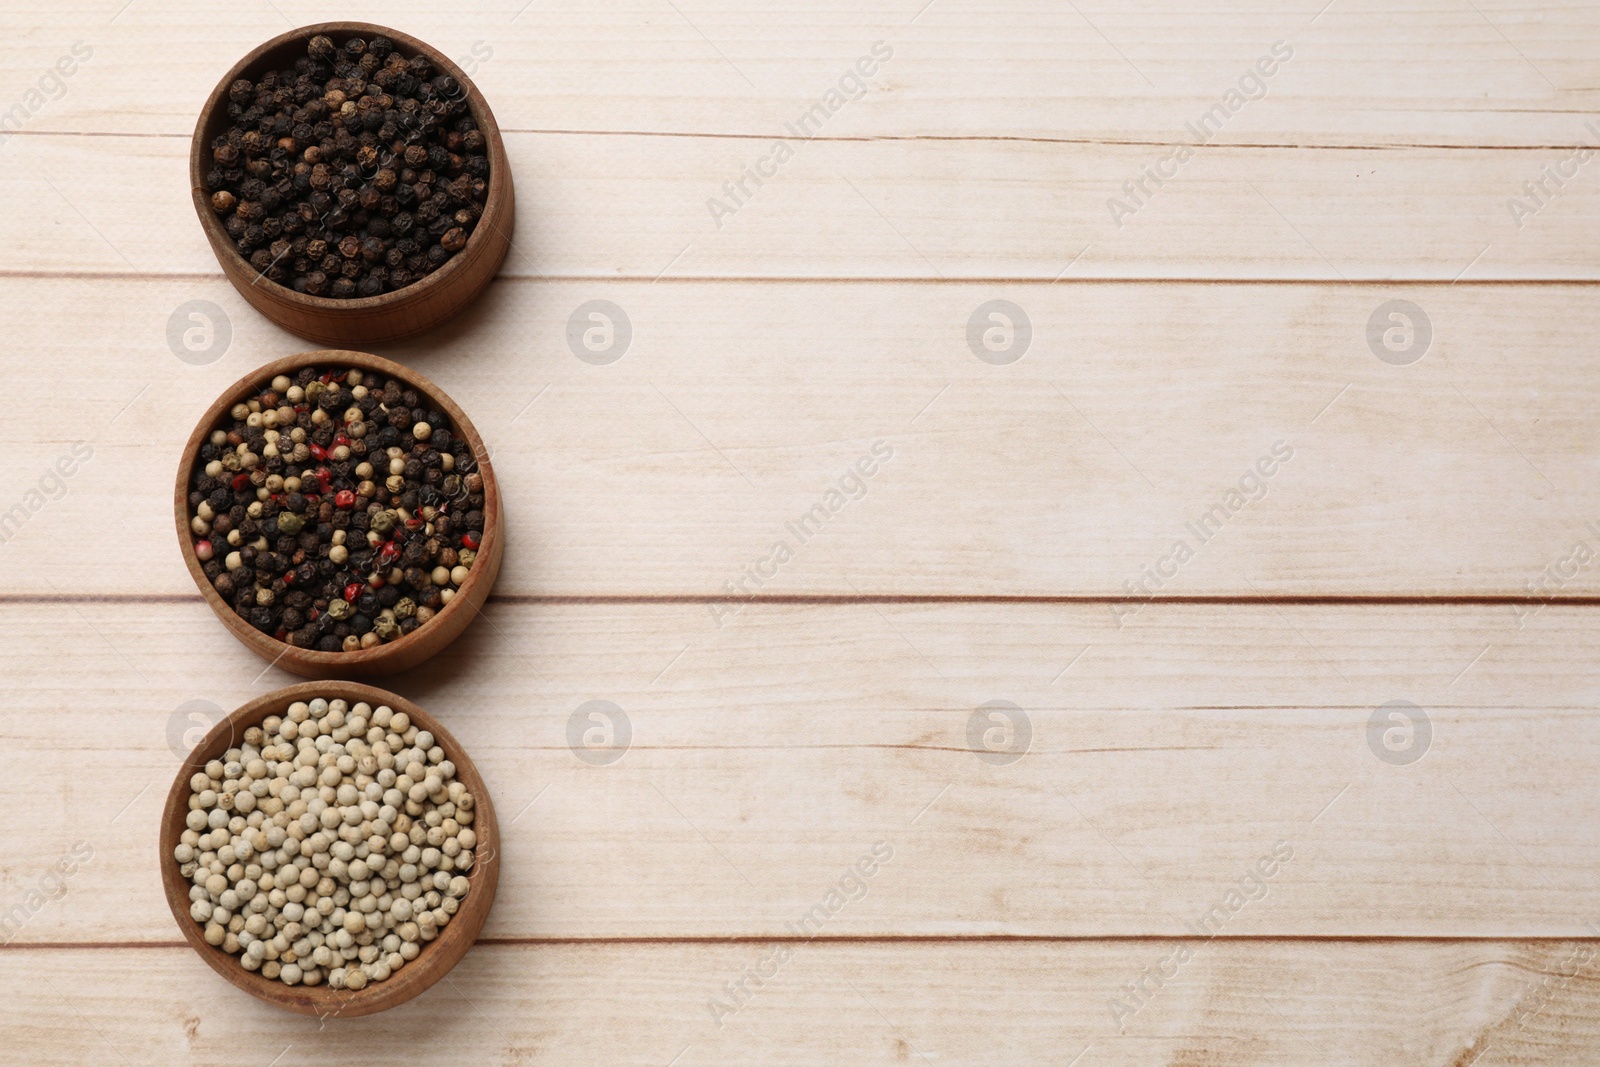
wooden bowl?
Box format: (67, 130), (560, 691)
(175, 349), (504, 679)
(160, 681), (500, 1017)
(189, 22), (515, 346)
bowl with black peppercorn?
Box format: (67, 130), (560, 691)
(177, 351), (504, 678)
(159, 681), (500, 1015)
(191, 23), (514, 346)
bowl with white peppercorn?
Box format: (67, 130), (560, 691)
(190, 22), (514, 346)
(160, 681), (500, 1016)
(176, 349), (504, 679)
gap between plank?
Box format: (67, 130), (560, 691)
(8, 593), (1600, 608)
(8, 934), (1600, 952)
(11, 125), (1600, 152)
(4, 270), (1600, 286)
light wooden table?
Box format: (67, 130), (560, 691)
(3, 2), (1599, 1063)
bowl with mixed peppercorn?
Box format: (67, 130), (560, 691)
(176, 351), (504, 678)
(190, 23), (514, 346)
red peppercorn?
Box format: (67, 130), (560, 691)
(377, 540), (401, 567)
(344, 582), (364, 602)
(232, 473), (251, 491)
(309, 443), (327, 461)
(335, 489), (356, 509)
(460, 532), (478, 550)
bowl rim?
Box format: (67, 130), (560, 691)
(189, 20), (511, 313)
(174, 348), (501, 674)
(158, 680), (500, 1017)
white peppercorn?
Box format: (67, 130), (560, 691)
(174, 699), (477, 991)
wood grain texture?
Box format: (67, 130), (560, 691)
(4, 600), (1596, 942)
(3, 276), (1597, 598)
(6, 1), (1600, 144)
(3, 1), (1598, 1061)
(5, 940), (1600, 1066)
(8, 129), (1600, 281)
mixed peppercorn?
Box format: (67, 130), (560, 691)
(205, 33), (490, 298)
(188, 366), (487, 652)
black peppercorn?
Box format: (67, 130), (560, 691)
(209, 35), (487, 298)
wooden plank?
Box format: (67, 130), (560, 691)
(6, 129), (1600, 281)
(5, 1), (1598, 145)
(2, 276), (1598, 597)
(4, 939), (1599, 1064)
(3, 600), (1597, 942)
(1, 5), (1597, 1064)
